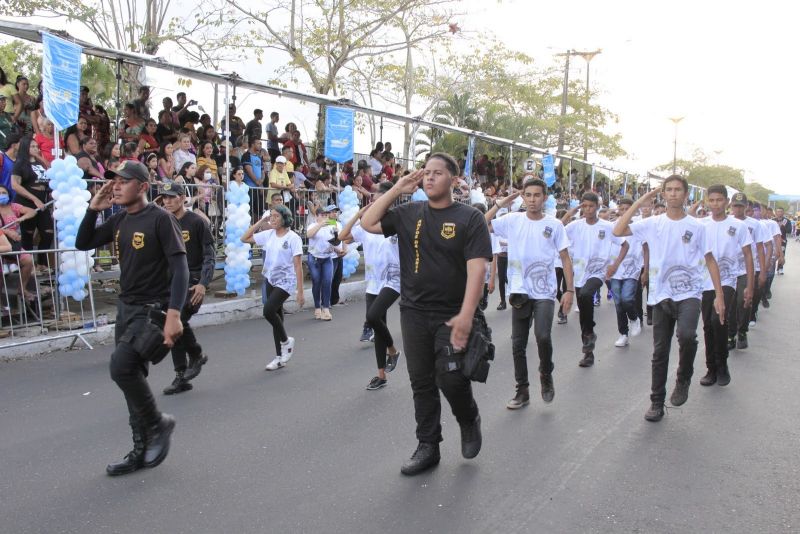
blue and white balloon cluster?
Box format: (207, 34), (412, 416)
(49, 156), (93, 301)
(223, 182), (252, 295)
(545, 194), (557, 217)
(337, 186), (361, 279)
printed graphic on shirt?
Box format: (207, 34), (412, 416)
(524, 261), (555, 295)
(441, 222), (456, 240)
(132, 232), (145, 250)
(181, 230), (190, 242)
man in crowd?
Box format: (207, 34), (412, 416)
(246, 109), (263, 144)
(614, 176), (725, 422)
(241, 138), (265, 221)
(485, 180), (574, 409)
(361, 153), (492, 476)
(265, 111), (281, 163)
(608, 197), (644, 348)
(159, 182), (214, 395)
(774, 207), (790, 275)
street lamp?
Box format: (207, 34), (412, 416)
(577, 49), (602, 162)
(669, 116), (684, 175)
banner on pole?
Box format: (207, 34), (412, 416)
(464, 136), (476, 183)
(42, 33), (82, 131)
(324, 106), (354, 164)
(542, 154), (556, 187)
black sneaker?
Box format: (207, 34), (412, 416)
(366, 376), (387, 390)
(506, 386), (530, 409)
(578, 352), (594, 368)
(727, 336), (737, 351)
(143, 414), (176, 468)
(737, 333), (748, 350)
(459, 415), (482, 459)
(400, 442), (440, 476)
(716, 365), (731, 386)
(761, 298), (770, 309)
(644, 402), (665, 422)
(582, 333), (597, 354)
(699, 371), (717, 386)
(385, 351), (401, 373)
(359, 327), (373, 343)
(163, 372), (193, 395)
(183, 354), (208, 381)
(670, 379), (690, 406)
(557, 310), (568, 325)
(497, 302), (507, 311)
(540, 373), (554, 403)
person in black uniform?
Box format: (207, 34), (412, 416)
(159, 182), (214, 394)
(361, 153), (493, 476)
(76, 160), (189, 476)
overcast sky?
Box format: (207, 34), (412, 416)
(3, 0), (798, 194)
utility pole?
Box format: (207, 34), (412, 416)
(556, 50), (572, 155)
(669, 116), (684, 174)
(576, 49), (602, 161)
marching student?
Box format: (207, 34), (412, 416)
(759, 207), (783, 308)
(340, 182), (403, 390)
(159, 183), (214, 394)
(485, 179), (574, 409)
(729, 194), (767, 350)
(608, 198), (644, 348)
(697, 185), (754, 387)
(614, 175), (725, 422)
(489, 207), (509, 311)
(242, 205), (304, 371)
(562, 192), (628, 367)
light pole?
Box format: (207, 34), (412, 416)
(669, 116), (684, 174)
(577, 49), (602, 161)
(555, 50), (573, 155)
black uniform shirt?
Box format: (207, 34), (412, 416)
(105, 204), (186, 305)
(178, 210), (215, 287)
(381, 201), (492, 314)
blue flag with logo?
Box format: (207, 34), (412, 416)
(324, 106), (354, 164)
(42, 33), (82, 132)
(464, 136), (476, 184)
(542, 154), (556, 187)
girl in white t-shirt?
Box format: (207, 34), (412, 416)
(306, 208), (345, 320)
(341, 195), (402, 391)
(242, 205), (304, 371)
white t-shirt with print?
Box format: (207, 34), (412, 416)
(351, 223), (401, 295)
(611, 234), (644, 281)
(253, 229), (303, 294)
(699, 216), (752, 290)
(740, 216), (769, 271)
(491, 213), (570, 301)
(565, 218), (624, 286)
(629, 213), (711, 305)
(764, 218), (781, 265)
(308, 221), (342, 259)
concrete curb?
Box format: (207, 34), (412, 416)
(1, 280), (367, 361)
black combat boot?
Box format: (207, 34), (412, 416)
(143, 414), (176, 468)
(400, 442), (441, 476)
(106, 419), (146, 476)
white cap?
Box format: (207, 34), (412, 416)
(275, 156), (287, 164)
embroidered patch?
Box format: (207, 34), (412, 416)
(727, 226), (736, 237)
(682, 230), (693, 244)
(282, 240), (289, 249)
(132, 232), (145, 249)
(181, 230), (190, 242)
(543, 226), (553, 239)
(441, 222), (456, 240)
(598, 230), (606, 239)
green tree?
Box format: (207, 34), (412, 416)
(655, 150), (746, 191)
(743, 182), (774, 205)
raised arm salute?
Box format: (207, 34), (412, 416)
(76, 160), (189, 476)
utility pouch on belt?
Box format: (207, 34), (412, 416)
(461, 311), (495, 383)
(128, 308), (170, 365)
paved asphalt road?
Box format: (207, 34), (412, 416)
(2, 252), (799, 534)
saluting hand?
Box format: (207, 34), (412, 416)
(90, 181), (114, 211)
(394, 169), (424, 194)
(496, 191), (521, 208)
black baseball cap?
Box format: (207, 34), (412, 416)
(104, 160), (149, 182)
(159, 182), (186, 197)
(731, 192), (748, 206)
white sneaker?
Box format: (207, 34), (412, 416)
(748, 320), (756, 328)
(265, 357), (284, 371)
(629, 319), (642, 337)
(280, 337), (295, 363)
(614, 335), (629, 347)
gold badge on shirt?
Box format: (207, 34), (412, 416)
(182, 230), (190, 242)
(441, 222), (456, 240)
(132, 232), (145, 250)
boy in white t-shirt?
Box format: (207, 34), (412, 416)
(563, 192), (629, 367)
(614, 176), (725, 422)
(486, 179), (575, 409)
(697, 185), (754, 387)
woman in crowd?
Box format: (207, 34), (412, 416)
(241, 206), (304, 371)
(196, 141), (218, 178)
(351, 173), (372, 207)
(64, 117), (89, 156)
(119, 103), (144, 143)
(10, 136), (52, 270)
(102, 141), (121, 172)
(76, 137), (105, 184)
(93, 104), (111, 148)
(137, 118), (160, 158)
(120, 142), (140, 162)
(0, 68), (14, 113)
(172, 133), (196, 172)
(0, 183), (37, 302)
(198, 124), (219, 147)
(12, 76), (35, 135)
(33, 118), (56, 167)
(175, 161), (197, 184)
(229, 165), (245, 187)
(157, 142), (175, 180)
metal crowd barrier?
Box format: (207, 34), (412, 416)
(1, 248), (98, 349)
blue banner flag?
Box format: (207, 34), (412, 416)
(542, 154), (556, 187)
(324, 106), (354, 164)
(42, 33), (82, 132)
(464, 136), (476, 183)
